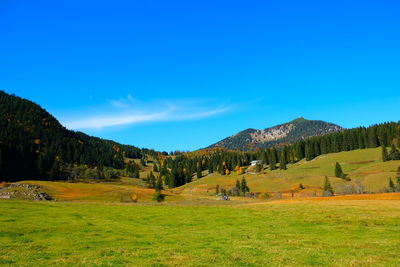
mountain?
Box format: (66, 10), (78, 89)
(208, 117), (343, 150)
(0, 90), (143, 181)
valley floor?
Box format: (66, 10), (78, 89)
(1, 197), (400, 266)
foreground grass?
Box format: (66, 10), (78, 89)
(1, 200), (400, 266)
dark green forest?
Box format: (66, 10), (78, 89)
(0, 91), (143, 181)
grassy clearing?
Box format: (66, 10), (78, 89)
(1, 199), (400, 266)
(21, 180), (156, 202)
(178, 148), (400, 194)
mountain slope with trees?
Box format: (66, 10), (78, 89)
(0, 90), (143, 181)
(208, 117), (343, 150)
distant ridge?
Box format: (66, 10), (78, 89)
(208, 117), (343, 150)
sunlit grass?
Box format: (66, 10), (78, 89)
(1, 199), (400, 266)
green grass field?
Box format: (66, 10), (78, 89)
(1, 199), (400, 266)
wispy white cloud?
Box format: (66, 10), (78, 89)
(61, 95), (231, 130)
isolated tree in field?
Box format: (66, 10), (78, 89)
(388, 178), (395, 192)
(299, 183), (305, 190)
(140, 157), (146, 166)
(153, 164), (159, 172)
(382, 146), (388, 162)
(241, 177), (250, 195)
(335, 162), (344, 178)
(236, 179), (241, 192)
(215, 184), (220, 195)
(323, 176), (334, 196)
(155, 176), (163, 192)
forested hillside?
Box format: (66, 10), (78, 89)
(0, 91), (142, 181)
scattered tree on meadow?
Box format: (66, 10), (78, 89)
(388, 178), (396, 192)
(153, 164), (159, 172)
(335, 162), (344, 178)
(236, 179), (241, 192)
(323, 176), (334, 196)
(215, 184), (220, 195)
(155, 176), (163, 192)
(240, 177), (250, 195)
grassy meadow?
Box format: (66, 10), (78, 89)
(1, 199), (400, 266)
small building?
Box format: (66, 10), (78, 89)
(250, 160), (262, 166)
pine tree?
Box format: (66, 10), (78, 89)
(382, 146), (388, 162)
(215, 184), (220, 195)
(147, 171), (156, 188)
(388, 178), (395, 192)
(323, 176), (334, 196)
(240, 177), (250, 196)
(155, 176), (163, 192)
(236, 179), (241, 192)
(279, 150), (287, 170)
(208, 163), (214, 174)
(153, 164), (159, 172)
(133, 167), (140, 178)
(197, 164), (202, 178)
(270, 148), (277, 170)
(335, 162), (344, 178)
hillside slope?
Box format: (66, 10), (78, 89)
(209, 117), (342, 150)
(0, 90), (142, 181)
(176, 147), (400, 195)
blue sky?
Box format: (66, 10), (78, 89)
(1, 0), (400, 151)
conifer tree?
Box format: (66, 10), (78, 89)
(208, 163), (214, 174)
(279, 150), (287, 170)
(270, 148), (277, 170)
(153, 164), (159, 172)
(197, 164), (202, 178)
(240, 177), (250, 195)
(147, 171), (156, 188)
(133, 167), (140, 178)
(388, 178), (395, 192)
(382, 146), (388, 162)
(323, 176), (334, 196)
(155, 176), (163, 192)
(335, 162), (344, 178)
(236, 179), (241, 192)
(215, 184), (220, 195)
